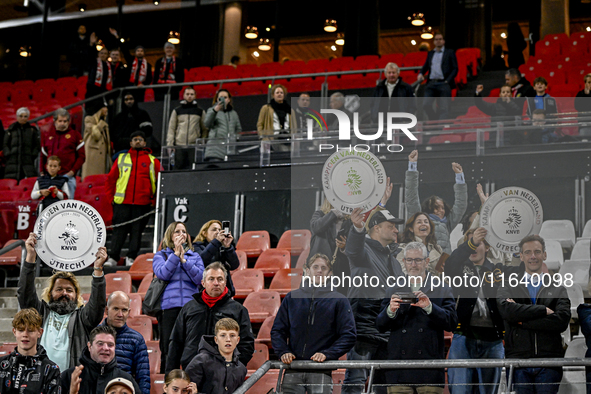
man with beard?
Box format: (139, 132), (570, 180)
(111, 93), (155, 155)
(128, 46), (152, 103)
(17, 232), (108, 372)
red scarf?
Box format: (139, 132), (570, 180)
(95, 59), (112, 90)
(130, 58), (148, 84)
(201, 287), (228, 308)
(158, 56), (176, 84)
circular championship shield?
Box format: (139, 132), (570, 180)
(34, 200), (106, 272)
(480, 187), (543, 253)
(322, 150), (387, 214)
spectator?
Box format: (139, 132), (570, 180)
(82, 103), (112, 178)
(527, 77), (557, 116)
(417, 32), (458, 120)
(474, 84), (522, 117)
(101, 291), (151, 394)
(86, 47), (113, 107)
(166, 262), (255, 373)
(162, 370), (197, 394)
(485, 44), (508, 71)
(371, 62), (416, 122)
(154, 43), (184, 101)
(167, 87), (206, 170)
(103, 378), (137, 394)
(228, 55), (240, 68)
(342, 208), (404, 394)
(4, 107), (40, 180)
(405, 150), (467, 254)
(376, 242), (457, 394)
(309, 197), (350, 260)
(31, 155), (70, 211)
(497, 235), (571, 394)
(105, 131), (160, 267)
(0, 308), (61, 394)
(577, 303), (591, 394)
(294, 92), (312, 131)
(257, 84), (297, 151)
(203, 89), (242, 162)
(128, 46), (153, 102)
(328, 92), (353, 131)
(271, 253), (356, 394)
(18, 233), (107, 372)
(153, 221), (204, 373)
(396, 212), (443, 276)
(529, 109), (561, 144)
(507, 22), (526, 69)
(111, 93), (155, 155)
(109, 49), (129, 89)
(193, 220), (239, 297)
(505, 68), (535, 98)
(575, 73), (591, 136)
(60, 326), (141, 394)
(185, 318), (247, 394)
(40, 108), (85, 198)
(68, 25), (93, 77)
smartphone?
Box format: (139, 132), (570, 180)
(395, 293), (418, 304)
(222, 221), (231, 235)
(218, 96), (225, 109)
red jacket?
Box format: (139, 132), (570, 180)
(40, 125), (85, 175)
(106, 148), (161, 206)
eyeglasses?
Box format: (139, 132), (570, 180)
(404, 258), (425, 265)
(522, 250), (544, 256)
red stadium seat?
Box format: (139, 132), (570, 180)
(380, 53), (404, 67)
(268, 268), (303, 296)
(545, 69), (567, 85)
(0, 179), (17, 190)
(246, 371), (279, 394)
(402, 52), (428, 68)
(0, 344), (15, 357)
(146, 341), (161, 375)
(535, 39), (562, 57)
(231, 269), (264, 299)
(255, 315), (276, 346)
(150, 374), (165, 394)
(236, 250), (248, 270)
(125, 253), (155, 281)
(428, 134), (463, 144)
(246, 343), (269, 376)
(236, 64), (260, 78)
(0, 240), (22, 266)
(243, 291), (281, 323)
(137, 273), (153, 300)
(295, 247), (310, 269)
(276, 229), (312, 256)
(127, 316), (153, 341)
(305, 58), (331, 73)
(128, 293), (143, 317)
(105, 272), (132, 295)
(253, 249), (291, 277)
(236, 230), (270, 259)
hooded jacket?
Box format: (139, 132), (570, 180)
(4, 121), (40, 180)
(60, 347), (141, 394)
(0, 345), (60, 394)
(193, 239), (239, 297)
(271, 283), (356, 361)
(166, 287), (255, 374)
(40, 124), (85, 175)
(185, 336), (247, 394)
(167, 100), (206, 146)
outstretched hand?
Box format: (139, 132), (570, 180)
(476, 183), (489, 205)
(25, 232), (37, 263)
(408, 150), (418, 162)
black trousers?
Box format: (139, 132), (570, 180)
(158, 307), (182, 374)
(109, 204), (152, 261)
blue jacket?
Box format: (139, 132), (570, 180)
(271, 283), (356, 361)
(153, 247), (205, 310)
(193, 239), (239, 296)
(101, 319), (150, 394)
(420, 48), (459, 89)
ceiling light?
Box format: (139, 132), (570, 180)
(421, 26), (434, 40)
(408, 13), (425, 26)
(411, 40), (417, 45)
(78, 3), (86, 12)
(153, 0), (159, 5)
(252, 51), (260, 58)
(324, 19), (337, 33)
(19, 47), (30, 57)
(258, 38), (271, 51)
(265, 27), (271, 32)
(168, 31), (180, 44)
(95, 40), (104, 51)
(245, 26), (258, 39)
(500, 32), (507, 38)
(335, 33), (345, 46)
(120, 38), (125, 43)
(587, 26), (591, 32)
(331, 45), (337, 51)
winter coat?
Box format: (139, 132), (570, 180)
(111, 103), (154, 154)
(167, 101), (206, 146)
(0, 345), (60, 394)
(345, 226), (403, 342)
(256, 104), (297, 139)
(474, 93), (522, 118)
(376, 274), (457, 387)
(4, 121), (40, 180)
(371, 78), (417, 121)
(496, 266), (571, 359)
(18, 261), (106, 370)
(185, 336), (247, 394)
(203, 106), (242, 160)
(271, 283), (356, 360)
(82, 110), (112, 179)
(511, 77), (536, 98)
(60, 347), (141, 394)
(193, 239), (239, 297)
(405, 169), (467, 254)
(40, 125), (85, 175)
(100, 319), (151, 394)
(309, 210), (340, 258)
(166, 288), (254, 373)
(154, 57), (185, 85)
(397, 236), (443, 276)
(152, 247), (204, 310)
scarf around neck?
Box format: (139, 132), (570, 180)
(270, 99), (291, 129)
(158, 56), (176, 83)
(95, 59), (112, 90)
(130, 58), (148, 84)
(201, 287), (228, 308)
(428, 213), (448, 224)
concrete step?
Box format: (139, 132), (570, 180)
(0, 318), (13, 333)
(0, 289), (17, 298)
(0, 297), (19, 309)
(0, 309), (17, 319)
(0, 332), (14, 343)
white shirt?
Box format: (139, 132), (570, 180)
(386, 79), (399, 97)
(40, 310), (74, 372)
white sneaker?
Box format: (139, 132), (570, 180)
(104, 257), (117, 267)
(125, 257), (135, 267)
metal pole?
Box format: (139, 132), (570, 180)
(364, 366), (375, 394)
(581, 178), (586, 236)
(575, 178), (580, 236)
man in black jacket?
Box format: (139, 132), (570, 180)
(165, 262), (255, 373)
(371, 63), (416, 122)
(505, 68), (536, 98)
(110, 93), (155, 156)
(497, 235), (571, 394)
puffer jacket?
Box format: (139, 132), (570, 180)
(0, 345), (60, 394)
(193, 239), (239, 297)
(100, 319), (150, 394)
(166, 100), (206, 146)
(203, 106), (242, 160)
(4, 121), (40, 180)
(405, 169), (467, 254)
(152, 247), (204, 310)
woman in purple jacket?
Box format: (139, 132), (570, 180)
(153, 221), (204, 373)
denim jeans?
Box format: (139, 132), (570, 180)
(342, 340), (384, 394)
(512, 367), (562, 394)
(282, 371), (333, 394)
(422, 81), (452, 120)
(447, 334), (504, 394)
(66, 174), (77, 199)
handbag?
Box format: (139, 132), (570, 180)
(142, 274), (168, 317)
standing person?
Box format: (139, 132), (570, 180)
(167, 87), (206, 170)
(110, 93), (155, 155)
(507, 22), (526, 70)
(293, 92), (312, 132)
(257, 84), (297, 151)
(497, 235), (571, 394)
(82, 104), (112, 178)
(575, 73), (591, 136)
(396, 212), (443, 276)
(128, 46), (152, 103)
(105, 131), (160, 267)
(68, 25), (93, 77)
(417, 32), (458, 120)
(18, 232), (108, 372)
(271, 253), (356, 394)
(371, 62), (417, 122)
(0, 308), (61, 394)
(40, 108), (85, 199)
(203, 89), (242, 162)
(153, 221), (204, 374)
(154, 43), (185, 101)
(109, 49), (129, 89)
(30, 156), (70, 211)
(86, 47), (113, 107)
(309, 197), (349, 259)
(3, 107), (40, 181)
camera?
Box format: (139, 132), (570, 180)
(395, 293), (419, 304)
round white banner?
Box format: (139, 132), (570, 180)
(322, 150), (386, 214)
(480, 187), (543, 253)
(34, 200), (106, 271)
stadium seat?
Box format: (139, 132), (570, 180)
(253, 249), (291, 277)
(545, 69), (567, 85)
(0, 179), (17, 190)
(305, 58), (331, 73)
(579, 219), (591, 241)
(380, 53), (405, 66)
(535, 39), (562, 57)
(402, 52), (428, 68)
(295, 247), (310, 269)
(539, 220), (576, 250)
(137, 273), (153, 300)
(126, 253), (155, 281)
(544, 240), (564, 271)
(247, 343), (269, 376)
(255, 315), (275, 347)
(559, 260), (590, 288)
(127, 316), (153, 341)
(236, 230), (270, 259)
(236, 250), (248, 270)
(333, 369), (346, 394)
(276, 229), (312, 256)
(232, 269), (264, 299)
(243, 291), (281, 323)
(0, 239), (23, 266)
(571, 239), (590, 261)
(128, 293), (143, 317)
(146, 341), (161, 374)
(566, 283), (584, 318)
(105, 272), (132, 295)
(0, 210), (17, 246)
(150, 374), (165, 394)
(0, 344), (15, 357)
(268, 268), (303, 296)
(245, 371), (279, 394)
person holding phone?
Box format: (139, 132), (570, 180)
(193, 220), (240, 297)
(203, 89), (242, 162)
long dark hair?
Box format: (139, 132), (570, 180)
(421, 195), (451, 218)
(400, 212), (438, 246)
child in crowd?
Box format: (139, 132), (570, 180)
(31, 155), (70, 211)
(185, 318), (247, 394)
(529, 76), (557, 115)
(162, 370), (197, 394)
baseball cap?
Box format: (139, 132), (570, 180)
(104, 378), (135, 394)
(366, 209), (404, 230)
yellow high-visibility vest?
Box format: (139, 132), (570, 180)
(114, 152), (156, 204)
